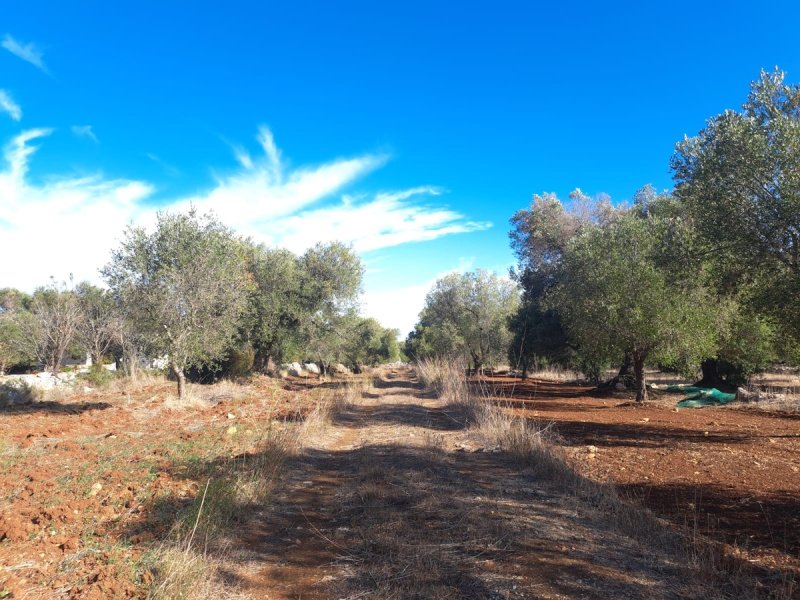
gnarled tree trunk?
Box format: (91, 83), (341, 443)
(694, 358), (736, 391)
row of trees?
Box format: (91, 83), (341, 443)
(0, 211), (400, 398)
(408, 68), (800, 400)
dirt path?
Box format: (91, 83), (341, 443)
(230, 369), (706, 599)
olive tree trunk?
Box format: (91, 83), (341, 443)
(633, 350), (648, 403)
(171, 363), (187, 400)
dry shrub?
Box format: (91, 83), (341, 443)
(195, 379), (252, 405)
(147, 546), (232, 600)
(0, 381), (42, 407)
(109, 370), (168, 395)
(525, 365), (582, 383)
(415, 357), (469, 402)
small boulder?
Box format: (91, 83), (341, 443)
(287, 362), (306, 377)
(304, 362), (321, 375)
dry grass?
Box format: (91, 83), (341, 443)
(147, 546), (245, 600)
(301, 376), (372, 437)
(109, 369), (168, 394)
(525, 365), (583, 382)
(147, 416), (294, 598)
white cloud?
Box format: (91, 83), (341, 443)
(177, 125), (388, 229)
(360, 258), (478, 337)
(0, 126), (490, 300)
(0, 129), (153, 290)
(71, 125), (99, 143)
(260, 187), (490, 254)
(0, 90), (22, 121)
(2, 35), (49, 73)
(361, 280), (433, 338)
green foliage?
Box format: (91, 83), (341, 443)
(0, 289), (36, 373)
(672, 67), (800, 341)
(243, 241), (364, 369)
(340, 317), (400, 368)
(0, 381), (41, 407)
(21, 281), (83, 373)
(74, 282), (121, 366)
(408, 270), (518, 372)
(244, 245), (307, 367)
(103, 210), (250, 397)
(548, 213), (718, 398)
(226, 344), (255, 378)
(506, 190), (624, 375)
(83, 364), (115, 388)
(715, 305), (776, 384)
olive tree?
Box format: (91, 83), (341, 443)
(15, 281), (83, 374)
(508, 191), (624, 377)
(74, 282), (122, 367)
(672, 67), (800, 341)
(409, 270), (519, 373)
(549, 214), (717, 401)
(244, 245), (307, 369)
(103, 210), (250, 399)
(0, 288), (35, 374)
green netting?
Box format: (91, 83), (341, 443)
(651, 383), (737, 407)
(675, 387), (737, 408)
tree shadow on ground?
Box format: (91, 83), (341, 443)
(119, 383), (794, 599)
(471, 379), (590, 401)
(0, 400), (112, 415)
(619, 481), (800, 559)
(221, 444), (709, 599)
(543, 418), (756, 448)
(280, 379), (353, 392)
(331, 402), (469, 431)
(372, 377), (423, 391)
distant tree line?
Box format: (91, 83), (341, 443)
(407, 68), (800, 400)
(0, 210), (400, 399)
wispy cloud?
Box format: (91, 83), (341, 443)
(2, 34), (49, 74)
(0, 126), (489, 298)
(259, 187), (490, 254)
(0, 129), (153, 290)
(146, 152), (180, 176)
(176, 125), (389, 227)
(71, 125), (99, 143)
(0, 90), (22, 121)
(176, 127), (489, 254)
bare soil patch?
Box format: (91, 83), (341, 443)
(478, 375), (800, 596)
(0, 375), (320, 598)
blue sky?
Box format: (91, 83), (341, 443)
(2, 1), (799, 335)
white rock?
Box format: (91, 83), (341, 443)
(287, 362), (306, 377)
(332, 363), (350, 375)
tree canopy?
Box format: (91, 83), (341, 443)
(672, 67), (800, 341)
(407, 270), (518, 373)
(549, 212), (718, 400)
(103, 210), (251, 399)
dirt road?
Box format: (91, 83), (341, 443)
(231, 368), (707, 599)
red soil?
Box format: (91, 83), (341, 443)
(480, 376), (800, 580)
